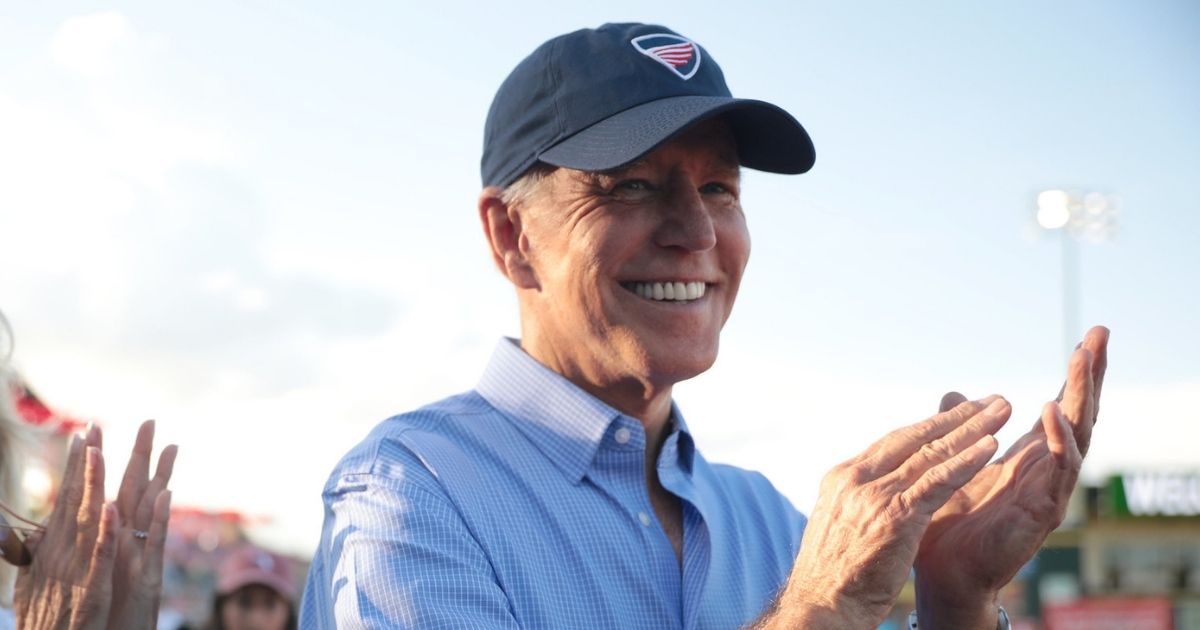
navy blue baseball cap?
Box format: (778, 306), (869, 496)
(481, 23), (816, 189)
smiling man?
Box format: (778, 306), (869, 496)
(300, 23), (1109, 630)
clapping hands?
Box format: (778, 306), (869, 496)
(14, 420), (177, 630)
(769, 326), (1109, 630)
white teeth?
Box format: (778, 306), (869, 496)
(625, 281), (708, 302)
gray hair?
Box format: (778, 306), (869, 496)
(500, 163), (556, 210)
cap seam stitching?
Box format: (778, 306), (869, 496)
(546, 36), (566, 156)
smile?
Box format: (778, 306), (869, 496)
(620, 281), (708, 302)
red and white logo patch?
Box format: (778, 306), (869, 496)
(630, 33), (702, 80)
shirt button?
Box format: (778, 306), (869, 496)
(638, 511), (652, 527)
(614, 428), (631, 444)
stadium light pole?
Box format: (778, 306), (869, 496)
(1035, 189), (1118, 364)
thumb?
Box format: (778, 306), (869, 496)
(939, 391), (968, 414)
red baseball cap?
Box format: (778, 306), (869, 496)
(216, 545), (296, 601)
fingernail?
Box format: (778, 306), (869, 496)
(986, 397), (1008, 413)
(973, 394), (1004, 406)
(974, 435), (997, 450)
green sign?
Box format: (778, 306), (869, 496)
(1107, 472), (1200, 518)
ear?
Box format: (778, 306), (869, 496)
(478, 187), (539, 289)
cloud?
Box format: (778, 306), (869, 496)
(3, 13), (400, 402)
(50, 11), (137, 79)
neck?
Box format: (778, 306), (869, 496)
(516, 337), (675, 448)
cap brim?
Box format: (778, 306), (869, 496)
(538, 95), (814, 175)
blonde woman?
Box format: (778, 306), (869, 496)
(0, 308), (28, 628)
(0, 310), (178, 629)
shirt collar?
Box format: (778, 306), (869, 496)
(665, 400), (697, 476)
(476, 338), (619, 483)
(475, 338), (696, 482)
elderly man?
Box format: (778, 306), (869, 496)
(300, 23), (1108, 630)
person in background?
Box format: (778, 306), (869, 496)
(0, 308), (178, 629)
(0, 309), (27, 628)
(208, 545), (297, 630)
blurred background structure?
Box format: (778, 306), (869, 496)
(1035, 188), (1121, 364)
(1, 1), (1197, 628)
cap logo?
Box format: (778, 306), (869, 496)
(630, 34), (701, 80)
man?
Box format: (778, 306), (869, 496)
(300, 23), (1109, 629)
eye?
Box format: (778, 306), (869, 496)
(700, 181), (737, 197)
(614, 179), (654, 192)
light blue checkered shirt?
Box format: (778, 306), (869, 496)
(300, 338), (807, 629)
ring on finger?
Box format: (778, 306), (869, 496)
(132, 529), (149, 540)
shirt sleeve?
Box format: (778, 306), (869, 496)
(300, 448), (520, 629)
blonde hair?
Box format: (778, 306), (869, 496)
(0, 367), (26, 607)
(0, 308), (28, 608)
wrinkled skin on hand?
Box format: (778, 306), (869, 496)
(108, 421), (177, 630)
(770, 396), (1012, 629)
(15, 435), (118, 630)
(14, 421), (177, 630)
(914, 326), (1109, 630)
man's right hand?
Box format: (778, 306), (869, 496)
(753, 396), (1012, 629)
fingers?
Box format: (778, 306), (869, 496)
(85, 422), (103, 451)
(1040, 400), (1083, 523)
(884, 398), (1010, 487)
(71, 503), (118, 630)
(938, 391), (968, 414)
(117, 420), (156, 522)
(142, 490), (172, 590)
(1060, 346), (1096, 457)
(49, 435), (85, 533)
(1042, 401), (1081, 468)
(902, 434), (998, 514)
(1081, 326), (1110, 424)
(134, 444), (178, 529)
(859, 395), (1007, 477)
(74, 447), (106, 561)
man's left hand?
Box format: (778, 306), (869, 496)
(913, 326), (1109, 630)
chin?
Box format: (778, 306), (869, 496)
(639, 342), (720, 385)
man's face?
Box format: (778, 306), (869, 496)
(515, 119), (749, 395)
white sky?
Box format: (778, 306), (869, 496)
(1, 1), (1197, 556)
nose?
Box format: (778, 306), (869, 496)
(654, 183), (717, 252)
